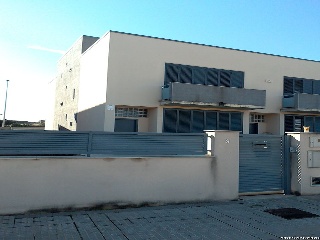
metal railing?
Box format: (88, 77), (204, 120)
(0, 131), (207, 157)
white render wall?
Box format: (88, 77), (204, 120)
(0, 156), (238, 215)
(289, 133), (320, 195)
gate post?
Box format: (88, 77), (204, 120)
(205, 130), (240, 199)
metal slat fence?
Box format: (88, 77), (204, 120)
(0, 131), (207, 157)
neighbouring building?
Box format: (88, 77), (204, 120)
(51, 35), (99, 131)
(46, 31), (320, 134)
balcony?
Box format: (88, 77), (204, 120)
(282, 93), (320, 112)
(161, 82), (266, 109)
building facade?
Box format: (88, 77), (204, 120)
(52, 35), (98, 131)
(47, 31), (320, 134)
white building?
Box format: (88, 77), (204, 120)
(47, 31), (320, 134)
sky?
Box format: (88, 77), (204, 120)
(0, 0), (319, 122)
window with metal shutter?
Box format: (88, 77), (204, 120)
(180, 66), (192, 84)
(220, 70), (231, 87)
(193, 67), (206, 85)
(163, 109), (177, 132)
(207, 69), (219, 86)
(284, 78), (294, 95)
(165, 64), (179, 85)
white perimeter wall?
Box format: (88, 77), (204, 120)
(0, 155), (238, 215)
(289, 133), (320, 195)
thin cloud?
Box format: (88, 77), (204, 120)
(28, 45), (65, 54)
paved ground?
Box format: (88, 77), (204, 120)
(1, 195), (320, 239)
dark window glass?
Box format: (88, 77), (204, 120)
(230, 71), (244, 88)
(192, 111), (204, 132)
(315, 117), (320, 132)
(180, 66), (192, 84)
(294, 116), (303, 132)
(303, 79), (313, 94)
(304, 116), (314, 132)
(285, 115), (294, 132)
(205, 112), (217, 130)
(163, 109), (177, 133)
(313, 81), (320, 95)
(230, 112), (242, 131)
(219, 112), (230, 130)
(193, 67), (206, 85)
(178, 110), (191, 133)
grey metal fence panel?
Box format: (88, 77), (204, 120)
(239, 134), (284, 193)
(0, 131), (89, 155)
(0, 131), (207, 156)
(90, 132), (207, 156)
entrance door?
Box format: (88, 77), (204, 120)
(239, 134), (284, 194)
(114, 119), (138, 132)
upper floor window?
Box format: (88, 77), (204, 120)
(283, 77), (320, 96)
(165, 63), (244, 88)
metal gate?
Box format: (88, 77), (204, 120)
(239, 134), (285, 194)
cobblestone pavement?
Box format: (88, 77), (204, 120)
(1, 195), (320, 239)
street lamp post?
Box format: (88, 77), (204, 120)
(2, 80), (9, 128)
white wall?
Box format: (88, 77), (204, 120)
(205, 130), (240, 198)
(289, 133), (320, 195)
(78, 34), (110, 113)
(0, 155), (238, 215)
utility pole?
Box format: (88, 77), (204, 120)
(2, 80), (9, 127)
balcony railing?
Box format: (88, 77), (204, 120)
(282, 93), (320, 112)
(161, 82), (266, 109)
